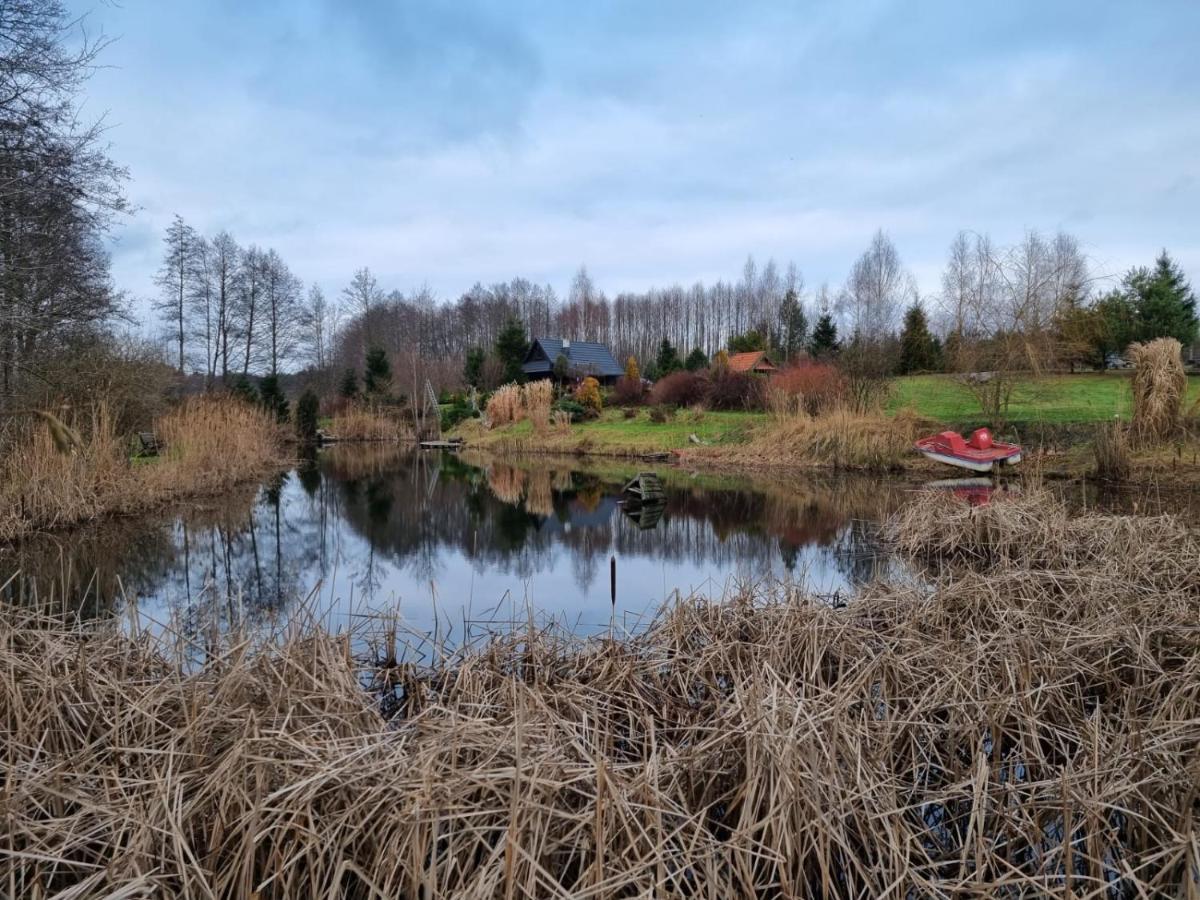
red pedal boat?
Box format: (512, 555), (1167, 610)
(914, 428), (1021, 473)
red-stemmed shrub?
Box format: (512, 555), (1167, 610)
(770, 362), (848, 415)
(649, 371), (708, 407)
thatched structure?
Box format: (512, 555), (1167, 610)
(1128, 336), (1187, 441)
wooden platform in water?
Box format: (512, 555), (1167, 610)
(419, 439), (465, 451)
(621, 472), (665, 503)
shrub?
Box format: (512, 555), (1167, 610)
(553, 399), (586, 423)
(523, 380), (554, 433)
(623, 407), (637, 419)
(706, 370), (766, 411)
(611, 375), (644, 406)
(486, 383), (524, 427)
(574, 376), (602, 416)
(769, 362), (848, 416)
(441, 403), (477, 432)
(294, 390), (320, 443)
(258, 374), (289, 423)
(649, 371), (707, 408)
(649, 405), (673, 423)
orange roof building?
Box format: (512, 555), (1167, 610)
(725, 350), (778, 374)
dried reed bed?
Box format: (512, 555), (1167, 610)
(1128, 337), (1187, 442)
(328, 404), (407, 441)
(0, 398), (283, 540)
(4, 529), (1199, 897)
(707, 405), (921, 471)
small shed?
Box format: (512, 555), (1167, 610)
(726, 350), (778, 375)
(522, 338), (624, 385)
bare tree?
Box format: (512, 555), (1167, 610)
(262, 249), (301, 375)
(299, 284), (339, 372)
(839, 230), (913, 342)
(235, 245), (266, 376)
(209, 231), (240, 381)
(153, 215), (198, 373)
(342, 267), (383, 317)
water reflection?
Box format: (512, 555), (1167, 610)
(2, 447), (916, 636)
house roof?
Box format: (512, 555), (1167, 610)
(522, 338), (624, 378)
(726, 350), (778, 373)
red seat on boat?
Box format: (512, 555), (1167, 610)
(968, 428), (992, 450)
(939, 431), (967, 453)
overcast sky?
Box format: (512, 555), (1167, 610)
(72, 0), (1200, 316)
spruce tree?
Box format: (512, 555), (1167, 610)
(363, 347), (392, 398)
(655, 338), (682, 375)
(463, 348), (485, 388)
(808, 313), (839, 358)
(339, 368), (359, 400)
(295, 389), (320, 442)
(1125, 251), (1198, 345)
(684, 347), (708, 371)
(258, 373), (289, 423)
(897, 302), (938, 374)
(495, 317), (529, 384)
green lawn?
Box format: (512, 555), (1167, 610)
(465, 408), (762, 452)
(889, 373), (1200, 425)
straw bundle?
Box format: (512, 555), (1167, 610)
(1128, 337), (1186, 441)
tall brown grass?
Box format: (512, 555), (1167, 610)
(1092, 419), (1131, 481)
(523, 379), (553, 433)
(0, 397), (283, 540)
(327, 404), (406, 441)
(710, 404), (919, 471)
(1128, 336), (1187, 442)
(486, 382), (524, 426)
(3, 492), (1198, 897)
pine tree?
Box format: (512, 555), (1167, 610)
(1125, 251), (1198, 345)
(897, 302), (938, 374)
(728, 330), (768, 353)
(684, 347), (708, 371)
(363, 347), (392, 398)
(808, 313), (839, 358)
(778, 289), (808, 361)
(495, 317), (529, 384)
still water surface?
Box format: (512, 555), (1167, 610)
(1, 447), (914, 640)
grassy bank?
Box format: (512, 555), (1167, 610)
(0, 397), (285, 540)
(3, 490), (1197, 896)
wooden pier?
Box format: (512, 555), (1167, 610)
(621, 472), (665, 503)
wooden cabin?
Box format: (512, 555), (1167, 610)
(725, 350), (778, 375)
(522, 338), (624, 385)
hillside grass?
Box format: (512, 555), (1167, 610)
(889, 371), (1200, 425)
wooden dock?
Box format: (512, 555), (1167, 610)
(419, 439), (464, 451)
(621, 472), (665, 503)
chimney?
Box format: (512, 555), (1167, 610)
(562, 339), (570, 349)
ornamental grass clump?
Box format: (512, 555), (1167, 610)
(522, 379), (554, 433)
(1128, 336), (1187, 442)
(486, 382), (524, 427)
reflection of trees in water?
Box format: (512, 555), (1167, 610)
(4, 446), (913, 628)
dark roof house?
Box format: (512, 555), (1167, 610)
(522, 338), (624, 383)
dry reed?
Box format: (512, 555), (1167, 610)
(0, 398), (282, 540)
(487, 383), (524, 427)
(3, 500), (1198, 897)
(1092, 419), (1131, 481)
(1128, 337), (1187, 442)
(328, 404), (405, 441)
(523, 379), (554, 433)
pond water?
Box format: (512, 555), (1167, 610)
(0, 447), (915, 642)
(4, 446), (1193, 651)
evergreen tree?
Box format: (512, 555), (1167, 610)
(258, 373), (289, 423)
(654, 338), (682, 376)
(231, 374), (258, 406)
(778, 289), (808, 361)
(463, 347), (485, 389)
(728, 329), (768, 353)
(339, 368), (359, 400)
(897, 302), (938, 374)
(294, 389), (320, 443)
(495, 317), (529, 383)
(363, 347), (392, 398)
(1125, 251), (1198, 345)
(553, 353), (570, 383)
(808, 312), (839, 358)
(684, 347), (708, 371)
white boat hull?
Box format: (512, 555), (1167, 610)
(918, 450), (1021, 473)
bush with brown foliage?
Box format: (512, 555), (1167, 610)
(574, 376), (603, 416)
(611, 375), (644, 406)
(648, 370), (708, 407)
(705, 370), (766, 411)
